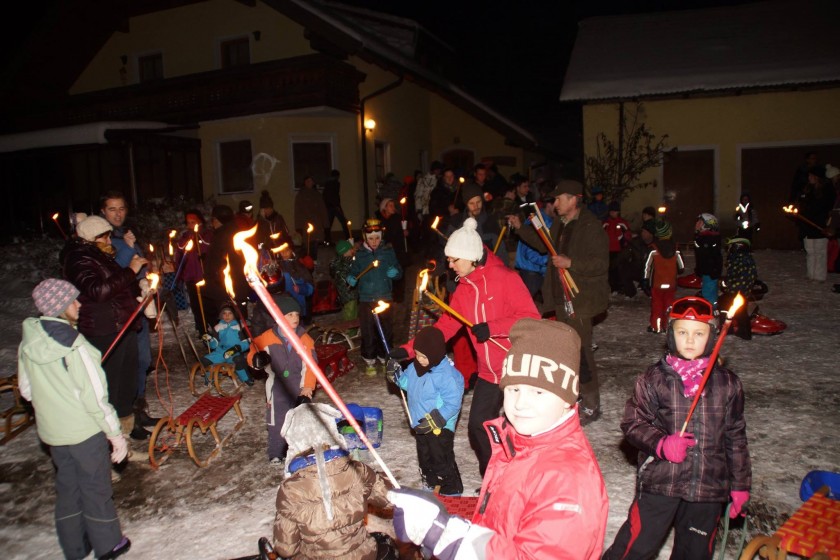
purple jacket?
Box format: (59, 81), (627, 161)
(175, 227), (213, 283)
(621, 358), (751, 502)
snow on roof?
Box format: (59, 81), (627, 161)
(560, 0), (840, 102)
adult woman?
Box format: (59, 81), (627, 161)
(390, 217), (539, 476)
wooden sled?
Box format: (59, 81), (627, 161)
(148, 391), (244, 468)
(309, 319), (360, 349)
(1, 375), (35, 445)
(188, 362), (243, 397)
(740, 486), (839, 560)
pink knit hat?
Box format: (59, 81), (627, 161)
(32, 279), (79, 317)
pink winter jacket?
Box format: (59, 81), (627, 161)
(403, 249), (539, 384)
(471, 414), (609, 559)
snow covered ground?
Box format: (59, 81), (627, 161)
(1, 242), (838, 559)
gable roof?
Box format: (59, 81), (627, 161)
(560, 0), (840, 102)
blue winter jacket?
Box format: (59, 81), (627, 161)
(514, 211), (553, 274)
(206, 319), (250, 364)
(349, 242), (402, 302)
(397, 357), (464, 432)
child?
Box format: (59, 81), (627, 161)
(18, 279), (131, 560)
(347, 218), (402, 376)
(329, 238), (358, 321)
(248, 294), (316, 464)
(604, 201), (632, 294)
(273, 403), (397, 560)
(389, 318), (609, 559)
(389, 326), (464, 496)
(721, 237), (757, 340)
(277, 242), (315, 324)
(693, 213), (723, 307)
(603, 296), (751, 560)
(201, 303), (253, 385)
(644, 219), (684, 333)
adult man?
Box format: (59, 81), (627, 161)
(204, 205), (250, 324)
(294, 176), (328, 258)
(322, 169), (350, 242)
(446, 183), (500, 248)
(509, 180), (609, 425)
(257, 190), (291, 246)
(100, 192), (156, 439)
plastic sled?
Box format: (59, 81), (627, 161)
(315, 343), (355, 382)
(677, 273), (702, 289)
(336, 403), (383, 450)
(801, 470), (840, 501)
(750, 307), (786, 336)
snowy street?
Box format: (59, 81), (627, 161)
(1, 247), (838, 559)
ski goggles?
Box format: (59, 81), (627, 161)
(668, 297), (715, 323)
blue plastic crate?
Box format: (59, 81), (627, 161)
(800, 470), (840, 501)
(336, 403), (383, 450)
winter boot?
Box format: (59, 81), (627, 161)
(133, 397), (160, 428)
(99, 536), (131, 560)
(363, 358), (378, 377)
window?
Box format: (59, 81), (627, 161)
(291, 141), (332, 189)
(221, 37), (250, 68)
(218, 139), (254, 194)
(138, 53), (164, 83)
(374, 141), (390, 182)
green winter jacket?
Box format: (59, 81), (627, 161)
(349, 243), (402, 303)
(18, 317), (122, 446)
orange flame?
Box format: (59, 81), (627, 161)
(269, 232), (281, 240)
(728, 293), (745, 316)
(782, 204), (798, 214)
(51, 212), (59, 221)
(459, 177), (465, 184)
(193, 223), (199, 233)
(373, 260), (379, 268)
(196, 279), (205, 288)
(270, 242), (289, 254)
(223, 256), (234, 298)
(419, 269), (429, 292)
(169, 229), (177, 238)
(233, 225), (260, 278)
(184, 239), (194, 252)
(168, 241), (174, 256)
(306, 223), (314, 234)
(658, 206), (667, 214)
(399, 197), (407, 205)
(148, 244), (154, 253)
(147, 273), (160, 291)
(373, 300), (390, 314)
(431, 216), (440, 230)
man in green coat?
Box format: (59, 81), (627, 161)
(508, 180), (609, 424)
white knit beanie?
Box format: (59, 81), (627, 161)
(76, 215), (113, 242)
(445, 217), (484, 262)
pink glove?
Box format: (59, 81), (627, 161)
(657, 433), (696, 463)
(729, 490), (750, 518)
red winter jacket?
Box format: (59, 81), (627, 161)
(603, 216), (631, 253)
(468, 414), (609, 559)
(403, 250), (539, 384)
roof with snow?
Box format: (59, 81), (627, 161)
(560, 0), (840, 102)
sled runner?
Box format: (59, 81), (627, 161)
(148, 391), (245, 468)
(308, 319), (361, 349)
(188, 362), (243, 397)
(740, 476), (840, 560)
(1, 374), (34, 445)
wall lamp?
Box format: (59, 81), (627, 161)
(364, 118), (376, 131)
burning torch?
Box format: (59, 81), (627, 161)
(373, 300), (413, 426)
(430, 216), (448, 241)
(51, 213), (69, 240)
(101, 273), (160, 363)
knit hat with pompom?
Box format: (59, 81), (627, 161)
(445, 217), (484, 262)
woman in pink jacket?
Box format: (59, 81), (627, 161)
(389, 217), (539, 477)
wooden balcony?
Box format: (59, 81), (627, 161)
(5, 54), (365, 133)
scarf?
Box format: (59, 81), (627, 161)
(666, 354), (710, 398)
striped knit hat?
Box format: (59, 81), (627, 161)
(655, 220), (673, 240)
(32, 279), (79, 317)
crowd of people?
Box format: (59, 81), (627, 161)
(20, 155), (840, 559)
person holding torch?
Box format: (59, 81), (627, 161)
(389, 217), (539, 477)
(603, 296), (751, 560)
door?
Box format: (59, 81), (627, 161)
(663, 149), (715, 246)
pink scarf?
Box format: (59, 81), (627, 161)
(666, 355), (710, 398)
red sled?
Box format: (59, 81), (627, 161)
(677, 274), (702, 289)
(750, 309), (786, 335)
(311, 279), (340, 314)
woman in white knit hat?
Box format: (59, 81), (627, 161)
(389, 217), (539, 477)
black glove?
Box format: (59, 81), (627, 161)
(223, 344), (243, 359)
(294, 395), (312, 407)
(470, 322), (490, 343)
(415, 409), (446, 435)
(252, 350), (270, 370)
(385, 359), (403, 384)
(389, 347), (409, 360)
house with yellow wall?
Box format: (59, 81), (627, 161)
(561, 0), (840, 249)
(0, 0), (539, 240)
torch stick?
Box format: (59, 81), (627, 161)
(173, 239), (194, 284)
(195, 280), (208, 335)
(347, 220), (353, 244)
(492, 225), (507, 254)
(102, 273), (159, 363)
(221, 259), (255, 342)
(193, 224), (205, 275)
(782, 205), (831, 235)
(413, 269), (430, 339)
(234, 226), (400, 487)
(51, 213), (68, 240)
(355, 259), (379, 281)
(679, 294), (745, 436)
(399, 197), (409, 252)
(422, 290), (508, 351)
(453, 177), (464, 204)
(372, 301), (413, 426)
(529, 217), (577, 312)
(306, 223), (314, 257)
(430, 216), (448, 241)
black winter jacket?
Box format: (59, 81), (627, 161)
(62, 239), (140, 337)
(621, 358), (751, 502)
